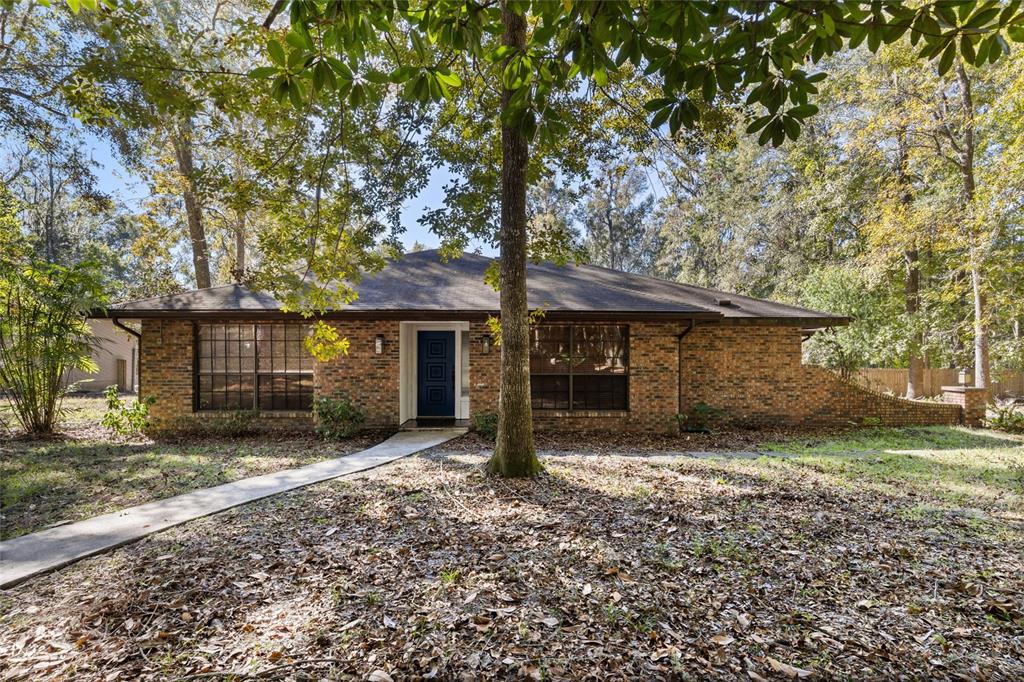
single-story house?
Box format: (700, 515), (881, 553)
(91, 249), (969, 433)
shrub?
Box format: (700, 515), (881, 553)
(313, 395), (365, 439)
(676, 402), (726, 433)
(986, 402), (1024, 434)
(472, 411), (498, 440)
(100, 386), (154, 436)
(200, 410), (260, 437)
(0, 190), (106, 435)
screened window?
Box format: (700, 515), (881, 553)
(529, 324), (628, 411)
(196, 323), (313, 411)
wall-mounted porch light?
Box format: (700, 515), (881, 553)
(958, 368), (968, 386)
(375, 334), (385, 355)
(482, 336), (492, 354)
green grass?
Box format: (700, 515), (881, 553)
(0, 396), (382, 539)
(757, 426), (1024, 511)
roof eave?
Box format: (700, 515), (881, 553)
(90, 308), (725, 321)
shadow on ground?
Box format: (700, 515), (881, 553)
(1, 437), (1021, 681)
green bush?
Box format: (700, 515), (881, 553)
(100, 386), (154, 436)
(986, 403), (1024, 434)
(676, 402), (726, 433)
(201, 410), (260, 437)
(313, 395), (365, 439)
(472, 412), (498, 440)
(0, 189), (107, 435)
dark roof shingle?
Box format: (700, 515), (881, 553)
(98, 250), (845, 325)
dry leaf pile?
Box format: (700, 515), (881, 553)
(1, 443), (1021, 680)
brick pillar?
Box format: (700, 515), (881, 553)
(941, 386), (989, 427)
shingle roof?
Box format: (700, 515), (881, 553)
(96, 249), (846, 325)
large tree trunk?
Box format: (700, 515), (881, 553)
(488, 1), (540, 478)
(956, 62), (988, 389)
(171, 120), (212, 290)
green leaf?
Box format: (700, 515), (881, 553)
(822, 12), (836, 36)
(782, 115), (800, 141)
(960, 35), (977, 63)
(390, 65), (418, 83)
(746, 114), (773, 134)
(435, 69), (462, 87)
(267, 39), (286, 67)
(363, 69), (390, 84)
(247, 66), (278, 79)
(643, 97), (675, 112)
(650, 105), (672, 129)
(67, 0), (80, 13)
(937, 40), (957, 75)
(788, 103), (818, 119)
(490, 45), (517, 62)
(288, 81), (304, 108)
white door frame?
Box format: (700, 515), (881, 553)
(399, 321), (470, 422)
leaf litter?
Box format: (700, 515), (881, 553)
(1, 436), (1021, 680)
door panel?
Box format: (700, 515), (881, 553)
(417, 331), (455, 417)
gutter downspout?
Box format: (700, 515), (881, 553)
(112, 318), (142, 395)
(676, 319), (695, 422)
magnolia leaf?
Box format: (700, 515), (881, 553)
(267, 39), (286, 67)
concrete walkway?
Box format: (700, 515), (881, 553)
(0, 429), (465, 589)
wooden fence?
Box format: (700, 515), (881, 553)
(854, 368), (1024, 398)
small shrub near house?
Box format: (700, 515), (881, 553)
(100, 386), (154, 436)
(986, 402), (1024, 434)
(472, 412), (498, 441)
(201, 410), (260, 437)
(676, 402), (726, 433)
(313, 395), (365, 439)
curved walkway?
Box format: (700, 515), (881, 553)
(0, 429), (465, 589)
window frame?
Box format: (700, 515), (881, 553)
(529, 323), (630, 412)
(192, 321), (314, 413)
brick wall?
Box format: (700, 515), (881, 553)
(468, 320), (683, 434)
(940, 386), (988, 427)
(680, 324), (962, 427)
(139, 319), (194, 431)
(315, 320), (401, 427)
(139, 316), (963, 434)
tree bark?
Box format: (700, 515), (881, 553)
(171, 120), (212, 289)
(955, 62), (988, 389)
(895, 128), (923, 399)
(487, 1), (540, 478)
(233, 210), (246, 282)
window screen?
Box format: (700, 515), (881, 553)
(529, 324), (628, 411)
(196, 323), (313, 411)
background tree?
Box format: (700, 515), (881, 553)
(268, 0), (1024, 476)
(576, 160), (658, 274)
(0, 186), (106, 436)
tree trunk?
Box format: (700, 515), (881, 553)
(905, 248), (924, 398)
(171, 121), (212, 290)
(487, 1), (540, 478)
(234, 210), (246, 282)
(955, 62), (988, 390)
(895, 128), (923, 399)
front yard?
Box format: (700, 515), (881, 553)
(0, 397), (389, 540)
(1, 422), (1021, 680)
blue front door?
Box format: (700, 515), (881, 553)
(417, 331), (455, 417)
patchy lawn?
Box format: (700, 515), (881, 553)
(1, 426), (1021, 680)
(0, 396), (390, 540)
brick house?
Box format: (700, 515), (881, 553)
(91, 250), (966, 433)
